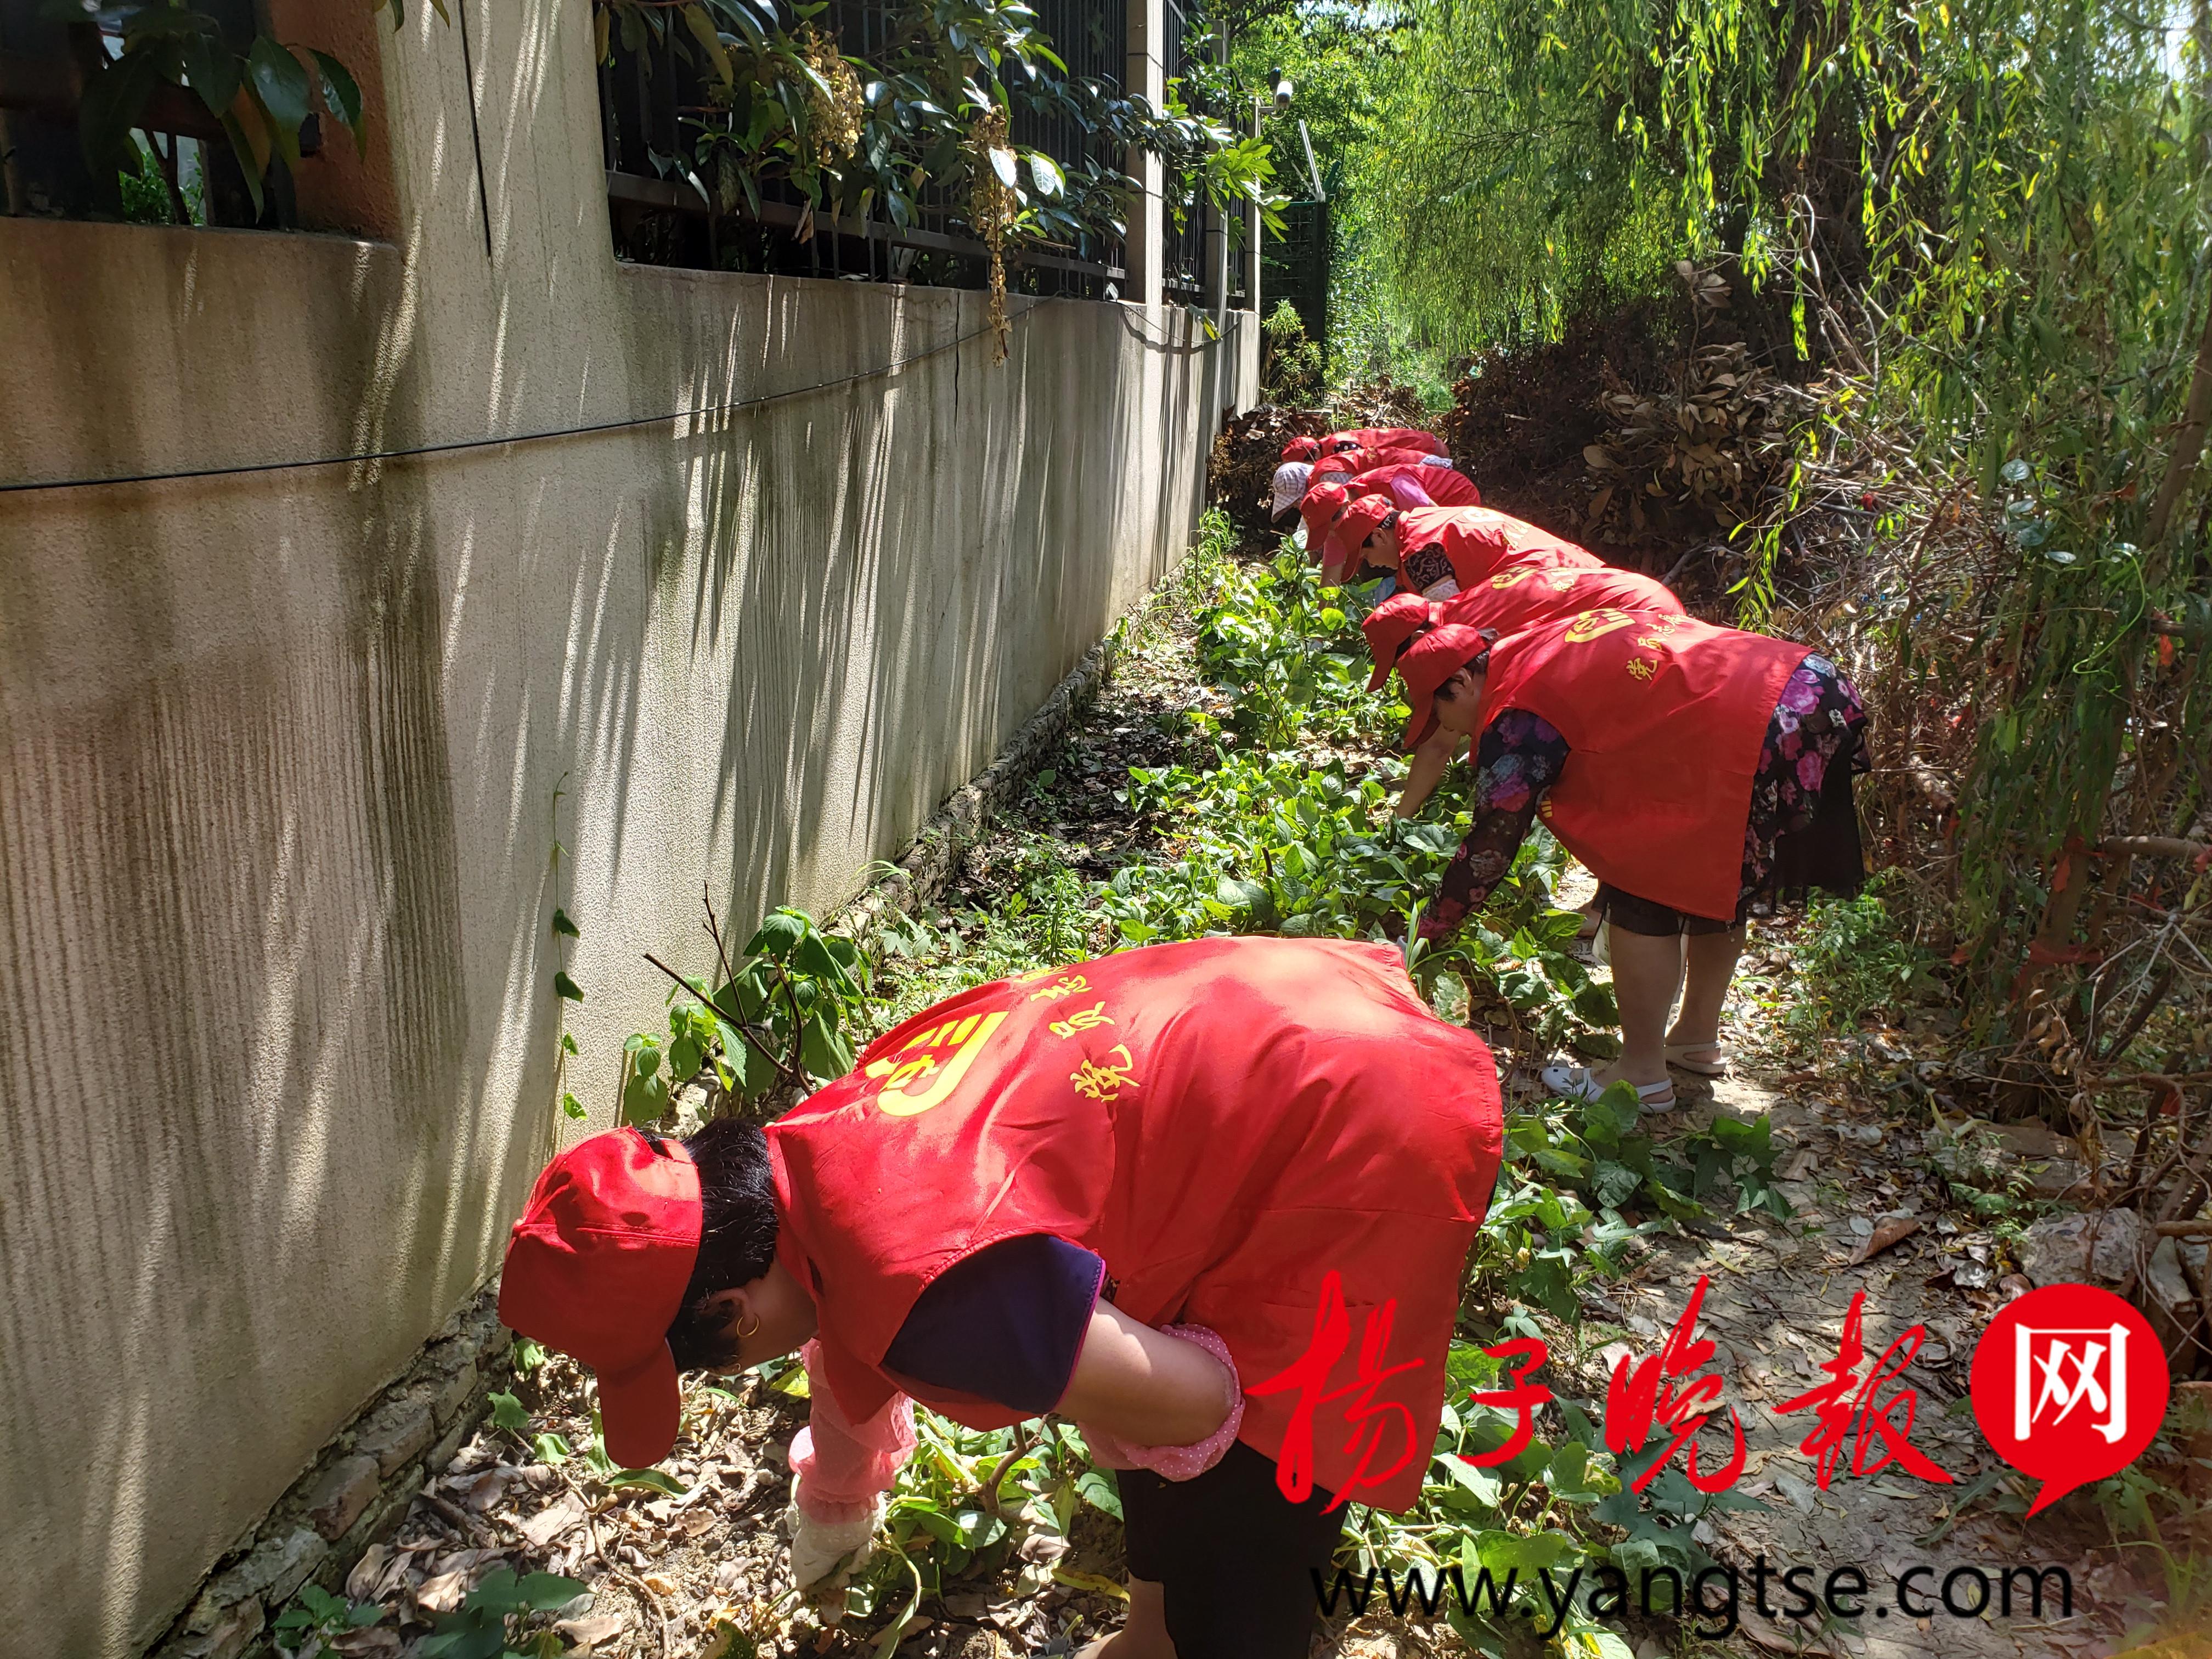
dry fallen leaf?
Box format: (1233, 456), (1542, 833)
(1850, 1216), (1921, 1265)
(328, 1630), (403, 1657)
(345, 1543), (391, 1601)
(414, 1569), (470, 1616)
(642, 1572), (680, 1596)
(554, 1613), (626, 1651)
(518, 1493), (585, 1549)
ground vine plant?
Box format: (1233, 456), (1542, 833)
(584, 510), (1797, 1657)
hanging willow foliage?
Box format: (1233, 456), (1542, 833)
(1374, 0), (2212, 1059)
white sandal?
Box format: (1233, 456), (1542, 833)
(1540, 1063), (1678, 1113)
(1663, 1042), (1729, 1077)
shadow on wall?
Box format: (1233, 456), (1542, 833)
(0, 6), (1240, 1656)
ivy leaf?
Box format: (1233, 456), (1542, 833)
(551, 907), (581, 939)
(487, 1390), (531, 1432)
(745, 911), (809, 961)
(553, 971), (585, 1001)
(1074, 1469), (1122, 1519)
(560, 1091), (585, 1120)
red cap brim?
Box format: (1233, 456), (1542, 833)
(1402, 687), (1437, 747)
(596, 1341), (683, 1469)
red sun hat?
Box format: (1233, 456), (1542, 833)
(1322, 493), (1395, 575)
(1362, 592), (1438, 690)
(499, 1128), (703, 1469)
(1396, 622), (1493, 747)
(1280, 435), (1321, 462)
(1299, 481), (1352, 558)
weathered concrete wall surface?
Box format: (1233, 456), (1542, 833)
(0, 4), (1255, 1653)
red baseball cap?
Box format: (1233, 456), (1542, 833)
(1362, 592), (1438, 690)
(1323, 494), (1395, 576)
(1281, 435), (1321, 462)
(1396, 623), (1492, 747)
(1299, 481), (1351, 559)
(499, 1128), (702, 1469)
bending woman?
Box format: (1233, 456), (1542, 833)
(1268, 449), (1463, 524)
(1388, 613), (1867, 1109)
(1361, 563), (1687, 818)
(500, 936), (1502, 1659)
(1322, 496), (1604, 594)
(1282, 426), (1448, 462)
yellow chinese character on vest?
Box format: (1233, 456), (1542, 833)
(863, 1011), (1009, 1116)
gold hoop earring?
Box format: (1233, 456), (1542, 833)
(736, 1312), (762, 1341)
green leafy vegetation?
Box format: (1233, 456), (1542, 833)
(272, 1584), (386, 1658)
(59, 0), (389, 223)
(1782, 877), (1945, 1048)
(626, 902), (874, 1124)
(582, 504), (1806, 1652)
(596, 0), (1286, 272)
(417, 1567), (588, 1659)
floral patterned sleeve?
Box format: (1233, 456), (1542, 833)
(1417, 710), (1571, 942)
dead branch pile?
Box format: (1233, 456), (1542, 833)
(1208, 404), (1330, 533)
(1581, 336), (1786, 541)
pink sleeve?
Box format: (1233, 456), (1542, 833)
(788, 1339), (917, 1523)
(1077, 1323), (1245, 1482)
(1388, 473), (1437, 510)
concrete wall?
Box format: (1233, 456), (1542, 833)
(0, 3), (1256, 1654)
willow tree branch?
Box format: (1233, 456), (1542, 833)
(2147, 295), (2212, 551)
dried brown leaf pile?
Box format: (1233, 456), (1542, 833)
(1208, 404), (1331, 532)
(1580, 331), (1785, 542)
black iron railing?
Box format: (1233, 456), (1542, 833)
(599, 0), (1126, 296)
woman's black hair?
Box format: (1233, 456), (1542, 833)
(663, 1116), (780, 1371)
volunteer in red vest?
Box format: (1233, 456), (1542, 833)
(1322, 498), (1605, 594)
(1389, 614), (1867, 1110)
(1361, 565), (1687, 817)
(499, 936), (1503, 1659)
(1296, 479), (1353, 558)
(1267, 452), (1465, 525)
(1311, 443), (1451, 481)
(1280, 426), (1447, 463)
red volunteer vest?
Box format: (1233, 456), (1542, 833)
(1475, 611), (1810, 919)
(1344, 463), (1482, 509)
(1315, 444), (1442, 478)
(1324, 426), (1448, 456)
(765, 936), (1503, 1511)
(1397, 506), (1603, 591)
(1434, 563), (1684, 634)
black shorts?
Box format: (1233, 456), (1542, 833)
(1119, 1441), (1346, 1658)
(1593, 883), (1742, 937)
